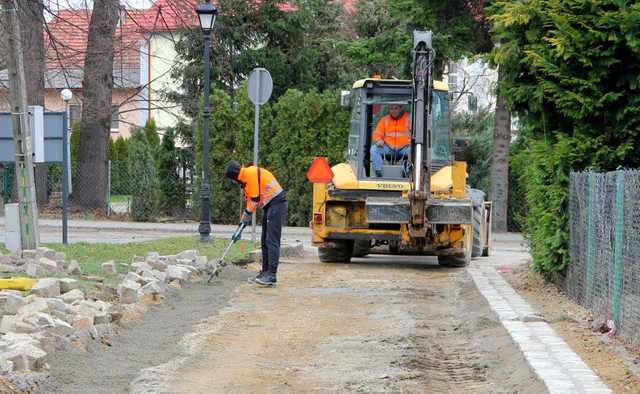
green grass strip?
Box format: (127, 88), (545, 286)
(45, 236), (255, 279)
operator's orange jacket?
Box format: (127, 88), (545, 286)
(237, 166), (283, 213)
(372, 111), (411, 149)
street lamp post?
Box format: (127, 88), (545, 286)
(196, 1), (217, 242)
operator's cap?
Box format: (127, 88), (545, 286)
(225, 160), (241, 180)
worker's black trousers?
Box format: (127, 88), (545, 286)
(261, 193), (288, 275)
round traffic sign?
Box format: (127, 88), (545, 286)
(248, 68), (273, 106)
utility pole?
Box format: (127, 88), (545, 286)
(3, 0), (39, 249)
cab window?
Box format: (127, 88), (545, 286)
(431, 90), (451, 162)
(364, 94), (412, 179)
(347, 92), (361, 163)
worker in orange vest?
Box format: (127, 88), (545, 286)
(370, 104), (411, 177)
(225, 161), (288, 286)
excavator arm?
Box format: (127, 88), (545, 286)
(408, 30), (435, 238)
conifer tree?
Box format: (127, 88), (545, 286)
(128, 129), (158, 221)
(158, 129), (185, 216)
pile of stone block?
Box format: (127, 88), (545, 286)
(0, 247), (80, 277)
(0, 277), (119, 373)
(117, 249), (207, 304)
(0, 248), (215, 377)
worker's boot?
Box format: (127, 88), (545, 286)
(254, 272), (276, 286)
(248, 271), (266, 283)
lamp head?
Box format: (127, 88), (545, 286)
(196, 1), (217, 34)
(61, 89), (73, 102)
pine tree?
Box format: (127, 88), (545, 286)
(111, 136), (130, 195)
(143, 118), (160, 152)
(158, 129), (185, 216)
(128, 129), (158, 221)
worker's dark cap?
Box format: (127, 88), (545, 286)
(224, 160), (241, 180)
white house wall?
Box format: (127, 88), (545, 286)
(149, 33), (185, 130)
(139, 39), (150, 127)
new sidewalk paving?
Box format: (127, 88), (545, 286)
(469, 233), (612, 393)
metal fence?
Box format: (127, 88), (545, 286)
(567, 170), (640, 345)
(0, 161), (194, 219)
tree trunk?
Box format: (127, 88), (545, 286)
(18, 0), (47, 206)
(74, 0), (119, 210)
(490, 71), (511, 232)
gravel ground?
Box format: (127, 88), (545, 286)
(165, 254), (545, 393)
(35, 265), (251, 394)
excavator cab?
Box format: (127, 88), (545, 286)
(346, 79), (452, 180)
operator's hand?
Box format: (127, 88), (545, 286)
(376, 140), (384, 147)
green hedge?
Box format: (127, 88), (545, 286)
(489, 1), (640, 273)
(194, 87), (349, 225)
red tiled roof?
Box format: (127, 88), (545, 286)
(44, 0), (299, 75)
(134, 0), (199, 33)
(45, 9), (143, 70)
(134, 0), (297, 32)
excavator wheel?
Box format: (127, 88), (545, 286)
(469, 188), (486, 258)
(437, 224), (472, 267)
(318, 240), (353, 263)
(352, 240), (371, 258)
(388, 241), (400, 254)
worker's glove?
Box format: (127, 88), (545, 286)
(231, 227), (243, 242)
(376, 140), (385, 147)
(240, 209), (251, 226)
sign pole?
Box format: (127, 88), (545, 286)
(247, 68), (272, 245)
(251, 72), (261, 243)
(4, 0), (39, 249)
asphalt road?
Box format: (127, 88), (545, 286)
(0, 217), (312, 245)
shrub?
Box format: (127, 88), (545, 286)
(451, 108), (494, 193)
(143, 118), (160, 152)
(128, 129), (158, 221)
(111, 136), (130, 195)
(193, 87), (348, 225)
(158, 129), (185, 216)
(265, 89), (349, 226)
(489, 1), (640, 272)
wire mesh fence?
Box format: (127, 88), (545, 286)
(567, 169), (640, 345)
(0, 161), (194, 221)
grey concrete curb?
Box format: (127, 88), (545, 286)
(249, 241), (305, 263)
(468, 261), (612, 394)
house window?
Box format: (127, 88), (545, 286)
(111, 105), (119, 130)
(69, 104), (81, 127)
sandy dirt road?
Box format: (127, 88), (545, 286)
(166, 254), (545, 394)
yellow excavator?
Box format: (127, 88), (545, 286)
(306, 30), (491, 266)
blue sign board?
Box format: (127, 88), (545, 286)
(0, 112), (65, 163)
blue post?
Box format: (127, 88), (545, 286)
(62, 111), (69, 244)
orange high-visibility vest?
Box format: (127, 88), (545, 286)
(237, 166), (283, 213)
(372, 112), (411, 149)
